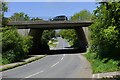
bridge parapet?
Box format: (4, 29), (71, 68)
(6, 21), (92, 29)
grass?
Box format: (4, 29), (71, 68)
(84, 52), (120, 73)
(49, 43), (57, 48)
(48, 38), (58, 48)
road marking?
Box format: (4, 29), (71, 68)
(25, 70), (44, 78)
(61, 54), (65, 61)
(51, 54), (65, 68)
(51, 62), (59, 67)
(61, 57), (64, 60)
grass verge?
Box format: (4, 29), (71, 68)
(0, 55), (46, 72)
(48, 39), (58, 48)
(84, 52), (120, 73)
(49, 43), (57, 48)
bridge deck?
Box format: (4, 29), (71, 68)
(7, 21), (92, 29)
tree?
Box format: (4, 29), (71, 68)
(0, 2), (8, 17)
(31, 17), (43, 21)
(0, 2), (8, 26)
(89, 1), (120, 58)
(59, 29), (77, 46)
(2, 27), (32, 64)
(9, 12), (30, 21)
(41, 30), (55, 50)
(70, 9), (92, 21)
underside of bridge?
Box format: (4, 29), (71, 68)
(28, 27), (88, 54)
(7, 21), (92, 54)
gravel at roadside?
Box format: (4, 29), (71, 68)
(92, 70), (120, 78)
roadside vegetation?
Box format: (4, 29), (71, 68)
(85, 2), (120, 73)
(48, 38), (58, 49)
(41, 30), (56, 50)
(2, 27), (33, 65)
(84, 52), (120, 73)
(59, 29), (77, 46)
(1, 20), (55, 65)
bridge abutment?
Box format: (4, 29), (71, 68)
(28, 29), (44, 54)
(75, 27), (88, 52)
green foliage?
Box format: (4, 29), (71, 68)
(41, 30), (55, 50)
(2, 27), (33, 64)
(0, 2), (8, 26)
(48, 38), (58, 49)
(9, 12), (30, 21)
(71, 9), (92, 21)
(59, 29), (77, 46)
(31, 17), (43, 21)
(84, 52), (120, 73)
(42, 30), (55, 43)
(89, 2), (120, 58)
(0, 2), (8, 16)
(1, 2), (8, 13)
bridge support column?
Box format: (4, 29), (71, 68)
(75, 27), (88, 52)
(28, 29), (44, 54)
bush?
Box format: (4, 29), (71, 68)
(84, 52), (120, 73)
(59, 29), (77, 46)
(89, 2), (120, 59)
(2, 27), (32, 64)
(41, 30), (55, 50)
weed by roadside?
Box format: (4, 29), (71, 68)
(84, 52), (120, 73)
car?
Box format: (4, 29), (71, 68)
(50, 15), (68, 21)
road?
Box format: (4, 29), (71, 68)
(2, 37), (92, 79)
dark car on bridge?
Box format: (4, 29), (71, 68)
(49, 15), (68, 21)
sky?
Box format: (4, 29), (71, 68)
(5, 0), (97, 2)
(4, 2), (98, 20)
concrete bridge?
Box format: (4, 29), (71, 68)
(7, 21), (92, 29)
(6, 21), (92, 54)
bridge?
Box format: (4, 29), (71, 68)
(6, 21), (93, 54)
(7, 21), (92, 29)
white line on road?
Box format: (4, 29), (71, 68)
(61, 57), (64, 61)
(51, 54), (65, 68)
(61, 54), (65, 61)
(51, 62), (59, 67)
(25, 70), (44, 78)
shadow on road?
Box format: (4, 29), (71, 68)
(29, 48), (86, 55)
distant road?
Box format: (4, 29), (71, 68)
(2, 37), (92, 78)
